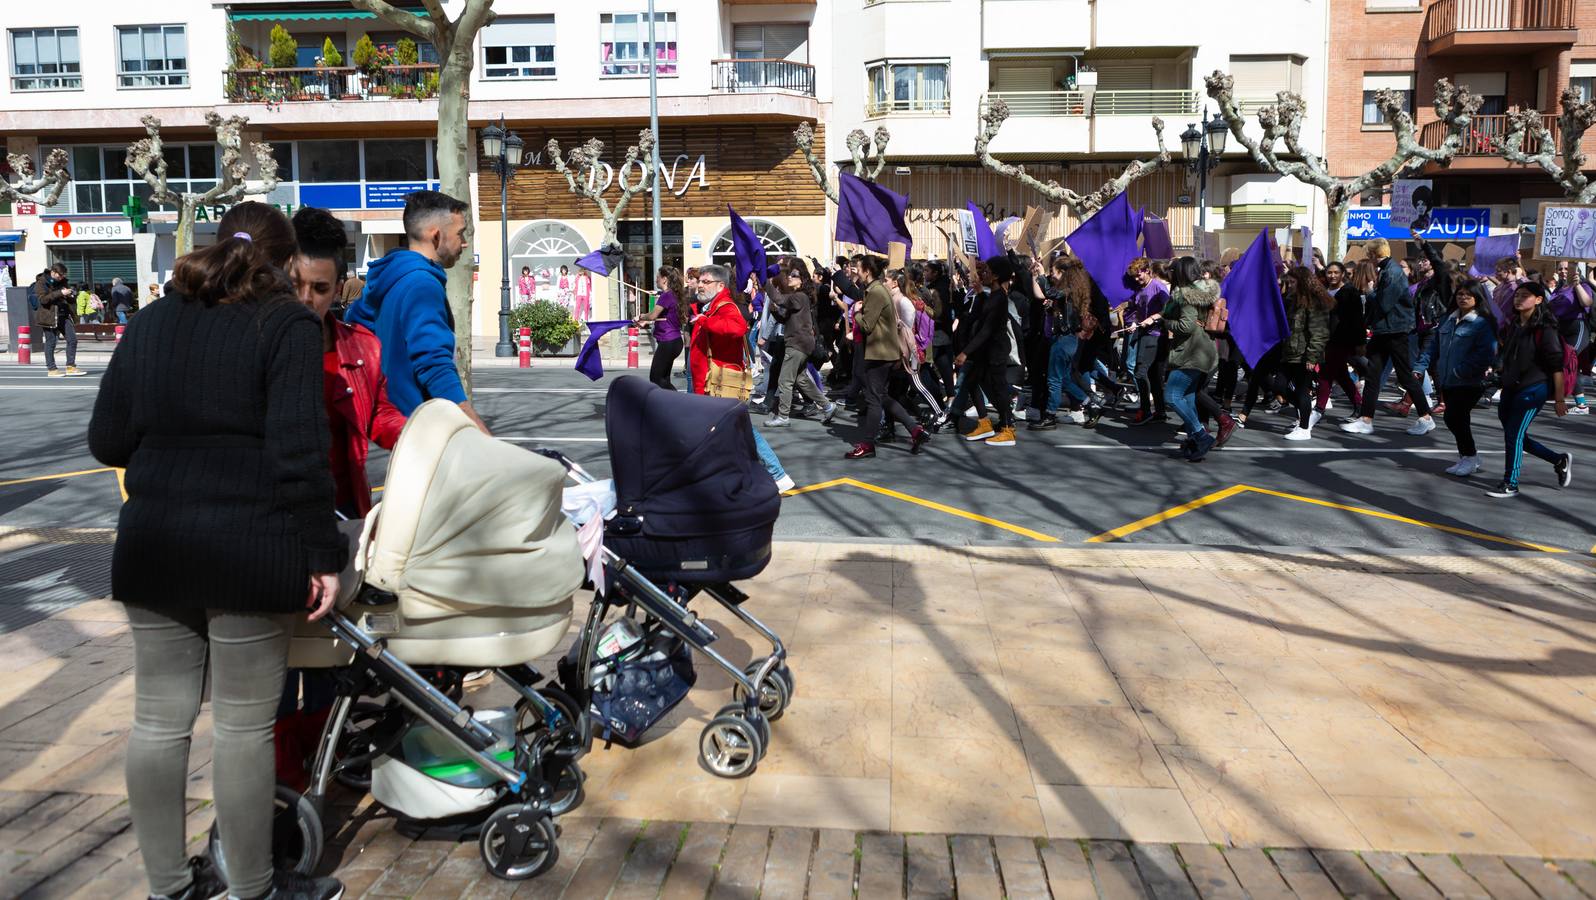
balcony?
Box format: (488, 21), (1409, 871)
(224, 65), (440, 104)
(977, 90), (1197, 155)
(1417, 112), (1566, 170)
(1422, 0), (1577, 55)
(981, 89), (1200, 118)
(709, 59), (816, 97)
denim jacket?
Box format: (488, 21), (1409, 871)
(1435, 311), (1498, 389)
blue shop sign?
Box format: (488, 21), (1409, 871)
(1345, 207), (1490, 241)
(365, 181), (433, 209)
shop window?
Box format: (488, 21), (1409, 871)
(1362, 73), (1414, 127)
(10, 27), (81, 91)
(118, 24), (188, 88)
(600, 12), (676, 78)
(298, 141), (360, 183)
(482, 16), (555, 79)
(710, 219), (796, 269)
(866, 60), (950, 116)
(364, 139), (428, 182)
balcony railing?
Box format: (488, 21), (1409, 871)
(1419, 112), (1557, 155)
(709, 59), (816, 97)
(865, 97), (953, 117)
(224, 64), (440, 103)
(1423, 0), (1576, 41)
(979, 89), (1201, 118)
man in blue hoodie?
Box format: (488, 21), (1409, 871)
(346, 190), (491, 432)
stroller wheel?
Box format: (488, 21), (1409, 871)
(208, 784), (323, 882)
(544, 760), (586, 818)
(700, 713), (764, 778)
(514, 685), (590, 750)
(716, 702), (772, 752)
(479, 804), (559, 881)
(732, 663), (791, 722)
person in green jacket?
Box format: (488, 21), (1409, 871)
(847, 255), (929, 459)
(1162, 257), (1221, 461)
(1280, 266), (1333, 441)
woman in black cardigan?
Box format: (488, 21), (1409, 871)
(88, 202), (345, 900)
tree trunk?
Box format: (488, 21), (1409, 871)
(1328, 201), (1348, 263)
(436, 39), (475, 397)
(176, 197), (198, 256)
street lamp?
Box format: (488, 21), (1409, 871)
(481, 115), (534, 357)
(1181, 110), (1230, 232)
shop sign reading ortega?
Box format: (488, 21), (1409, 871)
(45, 219), (134, 242)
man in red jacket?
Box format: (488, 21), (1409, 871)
(689, 263), (751, 395)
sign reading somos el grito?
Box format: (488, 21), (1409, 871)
(1535, 202), (1596, 262)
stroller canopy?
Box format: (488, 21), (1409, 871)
(363, 400), (585, 612)
(605, 376), (780, 538)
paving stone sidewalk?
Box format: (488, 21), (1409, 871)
(1, 534), (1594, 898)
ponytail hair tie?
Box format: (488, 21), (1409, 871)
(233, 231), (252, 242)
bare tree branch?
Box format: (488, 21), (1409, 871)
(975, 99), (1170, 218)
(546, 129), (657, 246)
(793, 121), (837, 204)
(347, 0), (438, 43)
(1497, 88), (1596, 203)
(126, 113), (279, 254)
(3, 148), (72, 207)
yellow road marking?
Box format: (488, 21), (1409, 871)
(0, 467), (116, 488)
(783, 476), (1059, 542)
(1088, 482), (1568, 553)
(1084, 484), (1250, 543)
(115, 468), (127, 502)
(1240, 485), (1567, 554)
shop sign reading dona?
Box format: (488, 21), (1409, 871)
(45, 219), (134, 242)
(1344, 208), (1488, 241)
(568, 153), (710, 198)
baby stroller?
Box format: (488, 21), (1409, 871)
(209, 399), (592, 883)
(546, 376), (793, 778)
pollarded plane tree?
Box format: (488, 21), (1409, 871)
(2, 148), (71, 208)
(125, 112), (280, 256)
(546, 129), (657, 315)
(1496, 87), (1596, 203)
(794, 121), (890, 204)
(1205, 72), (1481, 260)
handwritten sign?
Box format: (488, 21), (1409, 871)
(1535, 202), (1596, 261)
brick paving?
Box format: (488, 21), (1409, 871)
(1, 533), (1594, 898)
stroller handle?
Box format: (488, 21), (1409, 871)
(534, 448), (598, 486)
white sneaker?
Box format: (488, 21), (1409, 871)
(1324, 399), (1334, 410)
(1284, 426), (1312, 442)
(1406, 416), (1437, 436)
(1571, 404), (1591, 416)
(775, 473), (796, 493)
(1340, 418), (1374, 434)
(1309, 409), (1323, 429)
(1063, 409), (1087, 424)
(965, 407), (978, 418)
(1490, 389), (1502, 403)
(1448, 456), (1481, 477)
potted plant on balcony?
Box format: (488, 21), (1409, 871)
(352, 34), (382, 98)
(511, 300), (581, 356)
(268, 24), (297, 69)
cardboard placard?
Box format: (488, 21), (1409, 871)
(1039, 234), (1071, 259)
(1391, 179), (1434, 230)
(1341, 244), (1366, 263)
(1015, 206), (1054, 257)
(887, 241), (908, 269)
(955, 210), (981, 258)
(1441, 242), (1466, 264)
(1535, 202), (1596, 261)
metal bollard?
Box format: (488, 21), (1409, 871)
(16, 326), (30, 365)
(518, 327), (531, 368)
(627, 326), (639, 369)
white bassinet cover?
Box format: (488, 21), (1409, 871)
(359, 399), (585, 616)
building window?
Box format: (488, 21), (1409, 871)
(482, 16), (556, 79)
(118, 25), (188, 88)
(732, 24), (809, 63)
(363, 139), (428, 182)
(10, 27), (81, 91)
(600, 12), (676, 78)
(1362, 73), (1414, 127)
(298, 141), (360, 183)
(50, 143), (217, 215)
(1229, 55), (1305, 113)
(867, 60), (950, 116)
(711, 219), (797, 267)
(1453, 72), (1507, 115)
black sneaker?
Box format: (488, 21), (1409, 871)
(1485, 481), (1520, 499)
(1083, 405), (1104, 429)
(1028, 415), (1059, 431)
(1555, 453), (1573, 489)
(151, 857), (228, 900)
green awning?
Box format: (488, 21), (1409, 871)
(228, 9), (423, 21)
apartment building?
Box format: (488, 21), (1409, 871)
(829, 0), (1332, 255)
(0, 0), (830, 336)
(1327, 0), (1593, 243)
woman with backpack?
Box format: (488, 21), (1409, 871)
(1435, 278), (1497, 478)
(887, 268), (943, 423)
(1487, 281), (1573, 498)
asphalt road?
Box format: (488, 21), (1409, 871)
(3, 360), (1593, 554)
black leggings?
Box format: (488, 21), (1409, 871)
(983, 364), (1017, 429)
(1281, 362), (1318, 428)
(1242, 346), (1284, 417)
(1134, 333), (1169, 416)
(1442, 385), (1485, 456)
(649, 337), (683, 390)
(862, 359), (919, 439)
(1360, 333), (1431, 418)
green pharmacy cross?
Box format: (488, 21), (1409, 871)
(121, 195), (147, 231)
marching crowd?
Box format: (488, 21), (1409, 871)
(640, 230), (1590, 499)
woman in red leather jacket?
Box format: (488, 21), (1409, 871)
(275, 207), (407, 785)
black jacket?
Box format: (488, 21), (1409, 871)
(1329, 285), (1367, 347)
(1365, 256), (1415, 336)
(1497, 317), (1566, 395)
(88, 292), (345, 614)
(963, 286), (1027, 367)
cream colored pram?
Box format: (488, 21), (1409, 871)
(209, 399), (591, 884)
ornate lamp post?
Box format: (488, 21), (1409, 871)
(482, 116), (531, 357)
(1180, 112), (1229, 232)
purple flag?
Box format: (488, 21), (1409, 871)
(1470, 233), (1520, 278)
(993, 215), (1021, 248)
(835, 171), (912, 253)
(1065, 192), (1141, 308)
(1222, 231), (1291, 368)
(1142, 216), (1174, 260)
(574, 319), (632, 381)
(728, 206), (767, 295)
(966, 202), (1002, 260)
(576, 245), (623, 277)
